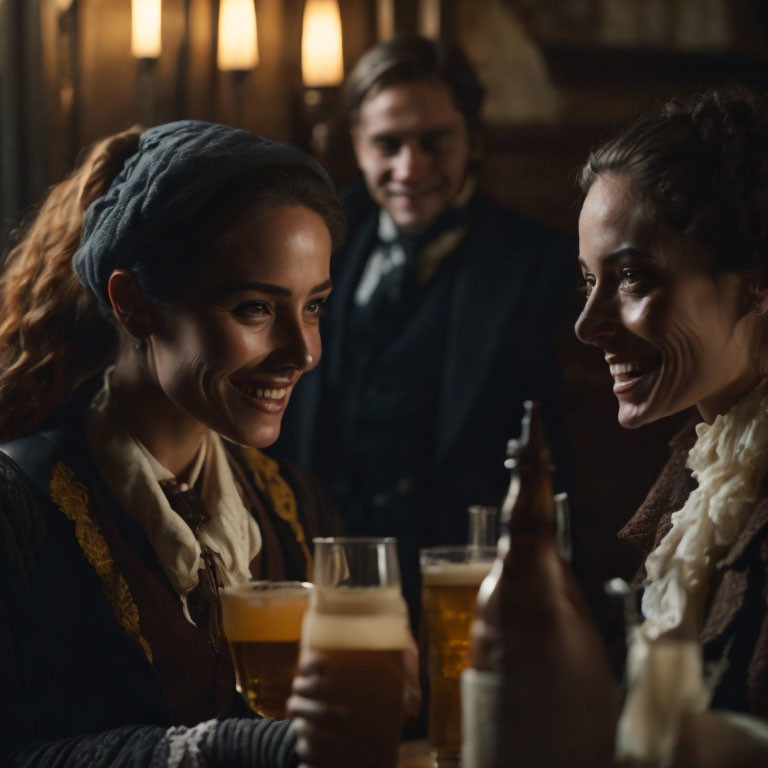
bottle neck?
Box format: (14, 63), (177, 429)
(500, 460), (554, 537)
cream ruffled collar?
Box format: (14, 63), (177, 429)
(83, 370), (262, 596)
(641, 376), (768, 640)
(617, 377), (768, 763)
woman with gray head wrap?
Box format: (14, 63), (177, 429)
(0, 120), (345, 768)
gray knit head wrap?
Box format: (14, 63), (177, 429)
(74, 120), (335, 307)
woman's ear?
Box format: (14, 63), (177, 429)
(107, 269), (152, 340)
(745, 270), (768, 317)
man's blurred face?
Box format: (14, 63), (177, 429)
(351, 80), (471, 234)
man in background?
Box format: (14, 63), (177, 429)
(275, 35), (572, 628)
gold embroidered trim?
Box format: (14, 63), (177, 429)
(49, 461), (153, 662)
(242, 448), (313, 575)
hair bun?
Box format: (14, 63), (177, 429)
(581, 85), (768, 279)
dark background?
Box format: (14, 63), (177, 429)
(3, 0), (767, 641)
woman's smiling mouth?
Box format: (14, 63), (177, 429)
(231, 380), (292, 412)
(608, 359), (660, 394)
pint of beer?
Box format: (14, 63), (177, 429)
(220, 580), (311, 718)
(420, 546), (496, 767)
(289, 538), (410, 768)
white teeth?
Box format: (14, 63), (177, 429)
(236, 383), (288, 400)
(608, 362), (655, 377)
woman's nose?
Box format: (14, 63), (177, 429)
(574, 288), (616, 347)
(275, 316), (317, 371)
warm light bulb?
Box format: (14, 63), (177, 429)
(217, 0), (259, 71)
(131, 0), (162, 59)
(301, 0), (344, 87)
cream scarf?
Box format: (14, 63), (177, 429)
(617, 377), (768, 763)
(83, 371), (262, 598)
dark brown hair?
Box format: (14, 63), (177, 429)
(580, 86), (768, 276)
(345, 35), (485, 134)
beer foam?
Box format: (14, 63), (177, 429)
(302, 586), (409, 650)
(420, 560), (493, 587)
(221, 588), (310, 642)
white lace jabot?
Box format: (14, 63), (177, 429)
(641, 376), (768, 640)
(617, 377), (768, 763)
(83, 370), (261, 597)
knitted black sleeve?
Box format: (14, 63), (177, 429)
(5, 724), (168, 767)
(200, 717), (299, 768)
(5, 718), (298, 767)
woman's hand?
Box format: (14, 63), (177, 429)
(671, 710), (768, 768)
(287, 634), (419, 768)
(287, 654), (350, 768)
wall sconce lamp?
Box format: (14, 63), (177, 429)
(301, 0), (343, 88)
(300, 0), (344, 157)
(131, 0), (162, 60)
(54, 0), (80, 166)
(131, 0), (162, 125)
(217, 0), (259, 72)
(217, 0), (259, 125)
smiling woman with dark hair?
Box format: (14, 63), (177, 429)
(479, 88), (768, 768)
(0, 121), (345, 767)
(572, 87), (768, 766)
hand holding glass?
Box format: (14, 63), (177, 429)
(288, 537), (410, 768)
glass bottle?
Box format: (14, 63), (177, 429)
(461, 401), (616, 768)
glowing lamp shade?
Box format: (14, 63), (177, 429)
(131, 0), (162, 59)
(217, 0), (259, 71)
(301, 0), (344, 87)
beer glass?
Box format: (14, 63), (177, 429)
(220, 580), (311, 718)
(467, 505), (498, 548)
(420, 546), (496, 767)
(292, 537), (410, 768)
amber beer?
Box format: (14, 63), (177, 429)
(220, 581), (311, 718)
(293, 536), (411, 768)
(420, 548), (495, 767)
(299, 584), (409, 768)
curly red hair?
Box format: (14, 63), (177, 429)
(0, 126), (142, 441)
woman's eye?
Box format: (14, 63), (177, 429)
(620, 269), (650, 292)
(578, 274), (595, 298)
(234, 301), (270, 318)
(306, 297), (328, 316)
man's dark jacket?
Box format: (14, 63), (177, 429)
(275, 180), (574, 626)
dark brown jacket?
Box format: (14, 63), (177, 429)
(619, 417), (768, 717)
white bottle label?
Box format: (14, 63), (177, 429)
(461, 667), (508, 768)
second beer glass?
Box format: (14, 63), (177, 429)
(420, 545), (496, 767)
(294, 537), (410, 768)
(220, 580), (311, 718)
